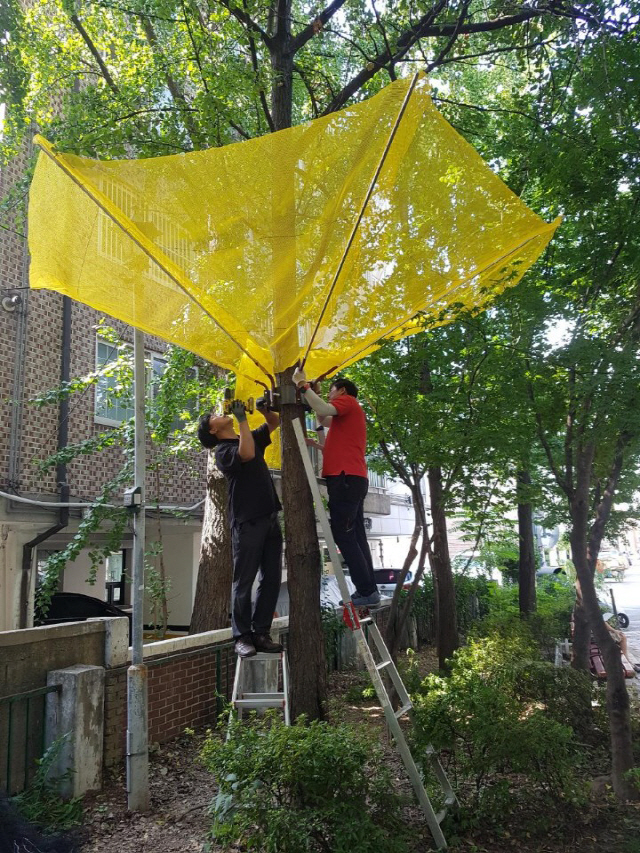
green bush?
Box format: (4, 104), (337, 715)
(410, 631), (589, 832)
(201, 715), (414, 853)
(476, 577), (575, 656)
(411, 574), (493, 642)
(12, 737), (83, 831)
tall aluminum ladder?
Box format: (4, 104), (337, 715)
(229, 650), (291, 729)
(293, 417), (456, 850)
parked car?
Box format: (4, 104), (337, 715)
(35, 592), (131, 635)
(536, 566), (566, 578)
(374, 568), (413, 598)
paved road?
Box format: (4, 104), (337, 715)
(603, 564), (640, 692)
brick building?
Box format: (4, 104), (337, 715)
(0, 138), (209, 632)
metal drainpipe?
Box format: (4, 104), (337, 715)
(19, 295), (71, 627)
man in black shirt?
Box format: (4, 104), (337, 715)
(198, 399), (283, 658)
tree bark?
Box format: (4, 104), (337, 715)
(279, 368), (326, 719)
(386, 481), (428, 660)
(516, 470), (536, 616)
(569, 461), (635, 800)
(190, 451), (233, 634)
(427, 465), (458, 669)
(571, 583), (591, 671)
(268, 0), (326, 720)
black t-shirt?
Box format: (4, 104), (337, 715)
(214, 424), (281, 525)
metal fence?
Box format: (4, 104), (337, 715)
(0, 683), (61, 795)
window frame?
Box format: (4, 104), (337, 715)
(94, 336), (135, 427)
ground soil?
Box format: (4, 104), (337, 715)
(76, 649), (640, 853)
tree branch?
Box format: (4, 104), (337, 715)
(587, 433), (628, 567)
(321, 3), (617, 116)
(69, 13), (120, 93)
(140, 15), (205, 148)
(213, 0), (272, 48)
(291, 0), (348, 53)
(426, 0), (470, 73)
(526, 369), (571, 499)
(244, 0), (275, 131)
(293, 62), (319, 118)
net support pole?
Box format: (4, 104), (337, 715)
(127, 329), (149, 811)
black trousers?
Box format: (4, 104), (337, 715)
(231, 513), (283, 639)
(326, 474), (376, 597)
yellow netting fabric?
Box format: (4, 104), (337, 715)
(29, 73), (559, 396)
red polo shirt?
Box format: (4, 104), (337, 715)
(322, 393), (368, 478)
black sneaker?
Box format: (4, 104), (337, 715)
(350, 591), (381, 607)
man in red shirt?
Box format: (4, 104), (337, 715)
(292, 369), (380, 606)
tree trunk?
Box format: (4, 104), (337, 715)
(386, 489), (421, 656)
(571, 583), (590, 671)
(190, 451), (233, 634)
(387, 481), (430, 660)
(268, 7), (326, 720)
(279, 368), (326, 720)
(516, 470), (536, 616)
(570, 493), (635, 800)
(427, 465), (458, 669)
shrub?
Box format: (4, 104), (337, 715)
(410, 631), (589, 832)
(477, 577), (575, 656)
(201, 715), (414, 853)
(411, 574), (493, 643)
(12, 737), (83, 831)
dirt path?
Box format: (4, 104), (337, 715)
(77, 655), (640, 853)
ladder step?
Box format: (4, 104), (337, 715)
(234, 698), (286, 708)
(435, 797), (457, 825)
(237, 692), (285, 701)
(376, 660), (392, 671)
(394, 703), (412, 719)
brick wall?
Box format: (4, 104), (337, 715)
(102, 607), (391, 768)
(1, 141), (208, 505)
(104, 641), (238, 767)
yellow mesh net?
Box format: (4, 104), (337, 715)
(29, 72), (559, 403)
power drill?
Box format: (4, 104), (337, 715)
(223, 387), (255, 415)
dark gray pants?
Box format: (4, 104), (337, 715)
(231, 513), (283, 639)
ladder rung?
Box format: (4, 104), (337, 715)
(234, 698), (286, 708)
(238, 692), (285, 701)
(358, 616), (373, 625)
(394, 703), (412, 719)
(435, 797), (457, 825)
(376, 660), (392, 671)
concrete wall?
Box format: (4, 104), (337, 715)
(0, 620), (107, 695)
(0, 620), (107, 795)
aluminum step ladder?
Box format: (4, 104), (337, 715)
(229, 650), (290, 729)
(293, 416), (456, 850)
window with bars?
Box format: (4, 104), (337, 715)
(95, 338), (134, 425)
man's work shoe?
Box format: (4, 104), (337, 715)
(234, 636), (257, 658)
(350, 591), (381, 607)
(253, 633), (283, 653)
